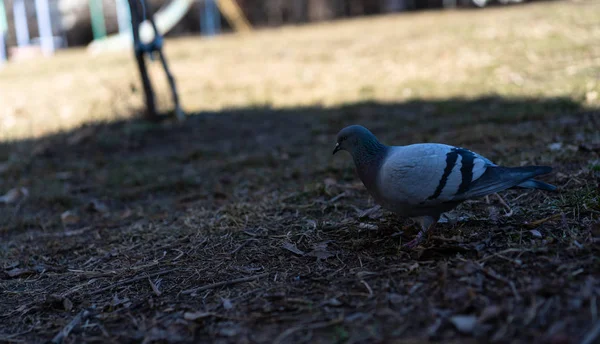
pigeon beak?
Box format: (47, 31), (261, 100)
(333, 143), (341, 155)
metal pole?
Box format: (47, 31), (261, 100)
(89, 0), (107, 40)
(201, 0), (220, 36)
(116, 0), (132, 34)
(0, 0), (6, 66)
(13, 0), (30, 46)
(35, 0), (55, 56)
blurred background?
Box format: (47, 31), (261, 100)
(0, 0), (596, 140)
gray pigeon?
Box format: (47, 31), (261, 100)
(332, 125), (556, 248)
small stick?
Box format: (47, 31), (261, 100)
(495, 193), (513, 217)
(51, 308), (93, 344)
(273, 317), (344, 344)
(181, 272), (269, 295)
(478, 264), (521, 300)
(524, 213), (562, 228)
(87, 268), (177, 296)
(328, 191), (347, 203)
(361, 280), (373, 298)
(581, 320), (600, 344)
(148, 277), (162, 296)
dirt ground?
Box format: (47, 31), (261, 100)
(1, 97), (598, 343)
(1, 1), (600, 344)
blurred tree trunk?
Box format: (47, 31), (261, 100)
(290, 0), (307, 23)
(307, 0), (334, 21)
(349, 0), (364, 16)
(266, 0), (284, 26)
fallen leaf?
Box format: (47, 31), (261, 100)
(61, 210), (80, 225)
(530, 230), (543, 238)
(6, 268), (34, 278)
(326, 297), (342, 306)
(63, 298), (73, 311)
(359, 223), (378, 230)
(306, 241), (335, 260)
(548, 142), (563, 151)
(282, 241), (305, 255)
(450, 315), (478, 334)
(0, 187), (29, 204)
(222, 298), (233, 310)
(478, 305), (501, 323)
(184, 311), (213, 321)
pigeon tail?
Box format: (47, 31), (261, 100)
(457, 165), (554, 199)
(515, 179), (557, 191)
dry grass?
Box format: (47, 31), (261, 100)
(1, 1), (600, 343)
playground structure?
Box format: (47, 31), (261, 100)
(0, 0), (252, 64)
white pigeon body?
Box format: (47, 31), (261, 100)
(332, 125), (556, 248)
(372, 143), (491, 217)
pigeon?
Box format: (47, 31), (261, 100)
(332, 125), (556, 248)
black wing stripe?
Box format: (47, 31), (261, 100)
(427, 150), (459, 200)
(455, 148), (475, 195)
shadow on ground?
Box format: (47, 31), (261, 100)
(0, 96), (599, 343)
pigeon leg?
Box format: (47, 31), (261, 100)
(403, 215), (438, 249)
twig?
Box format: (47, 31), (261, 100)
(181, 272), (269, 295)
(478, 248), (537, 263)
(524, 213), (562, 228)
(229, 239), (259, 255)
(495, 193), (513, 217)
(360, 280), (373, 298)
(87, 268), (177, 296)
(478, 264), (521, 300)
(581, 320), (600, 344)
(273, 317), (344, 344)
(327, 191), (347, 203)
(148, 277), (162, 296)
(51, 308), (93, 344)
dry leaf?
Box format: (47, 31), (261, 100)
(359, 223), (378, 230)
(530, 229), (543, 238)
(6, 268), (34, 278)
(61, 210), (80, 225)
(222, 298), (233, 310)
(478, 305), (501, 323)
(0, 187), (29, 204)
(184, 311), (213, 321)
(306, 241), (335, 260)
(548, 142), (563, 151)
(450, 314), (478, 334)
(282, 241), (305, 255)
(63, 298), (73, 311)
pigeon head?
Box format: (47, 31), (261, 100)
(333, 125), (383, 156)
